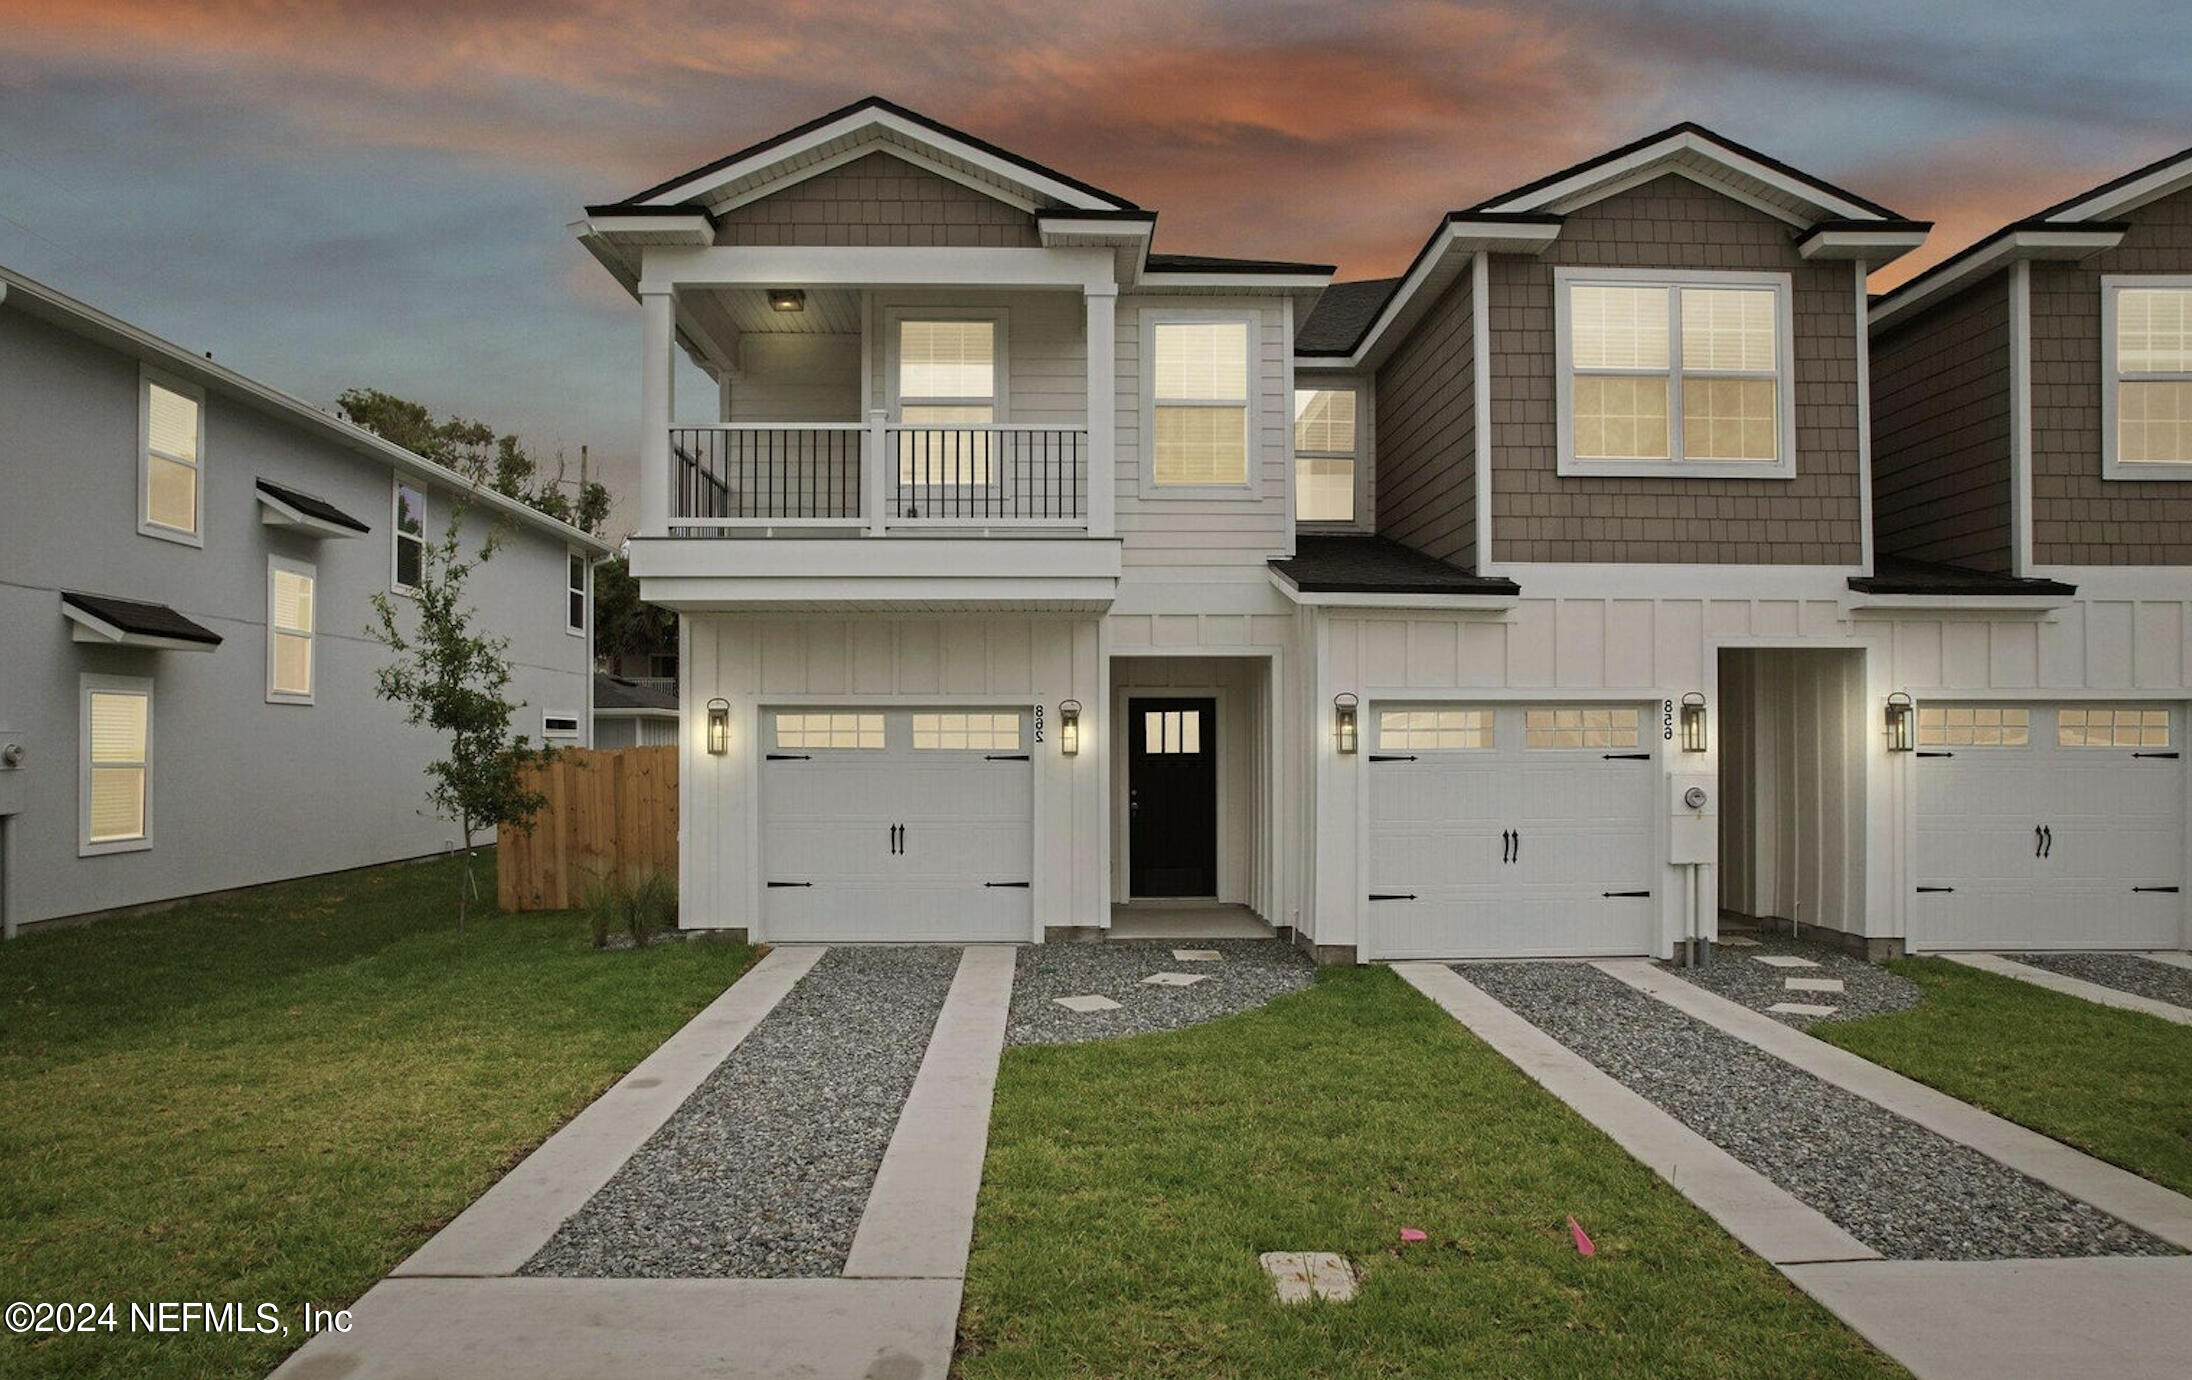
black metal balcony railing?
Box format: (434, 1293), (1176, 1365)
(672, 425), (862, 521)
(888, 427), (1086, 523)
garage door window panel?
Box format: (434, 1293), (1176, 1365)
(2058, 706), (2169, 748)
(775, 712), (886, 750)
(1377, 709), (1492, 751)
(1525, 707), (1641, 750)
(912, 712), (1020, 751)
(1917, 706), (2029, 748)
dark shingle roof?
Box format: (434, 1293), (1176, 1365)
(594, 674), (678, 712)
(256, 478), (370, 533)
(1848, 555), (2075, 597)
(1270, 535), (1519, 596)
(61, 592), (223, 646)
(1143, 251), (1336, 275)
(1297, 278), (1401, 355)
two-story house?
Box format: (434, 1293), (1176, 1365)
(582, 98), (2191, 963)
(0, 266), (611, 935)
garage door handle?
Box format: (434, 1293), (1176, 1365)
(1512, 830), (1520, 863)
(2042, 825), (2052, 858)
(766, 881), (813, 888)
(1915, 886), (1954, 893)
(1601, 753), (1651, 760)
(2135, 751), (2180, 759)
(1602, 890), (1651, 898)
(1501, 829), (1513, 863)
(2134, 886), (2180, 893)
(1368, 893), (1417, 901)
(766, 753), (811, 761)
(985, 754), (1030, 761)
(985, 881), (1031, 888)
(2034, 825), (2045, 858)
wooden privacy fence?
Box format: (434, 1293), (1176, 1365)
(497, 746), (678, 912)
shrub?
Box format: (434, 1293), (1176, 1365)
(577, 866), (679, 949)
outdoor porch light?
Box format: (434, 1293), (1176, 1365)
(1334, 693), (1359, 755)
(1058, 699), (1082, 756)
(767, 288), (806, 313)
(1680, 692), (1708, 753)
(705, 698), (730, 756)
(1885, 692), (1915, 753)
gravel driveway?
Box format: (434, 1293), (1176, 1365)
(1007, 939), (1314, 1045)
(2011, 952), (2192, 1010)
(523, 945), (962, 1279)
(1662, 933), (1923, 1027)
(1457, 961), (2178, 1261)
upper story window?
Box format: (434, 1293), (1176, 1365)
(140, 369), (205, 545)
(82, 675), (153, 855)
(267, 557), (316, 704)
(567, 553), (587, 636)
(392, 481), (427, 592)
(1149, 317), (1253, 492)
(898, 318), (997, 487)
(2103, 278), (2192, 479)
(1294, 387), (1357, 523)
(1555, 269), (1795, 480)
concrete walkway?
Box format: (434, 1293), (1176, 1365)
(1399, 961), (2192, 1380)
(1941, 951), (2192, 1026)
(274, 945), (1016, 1380)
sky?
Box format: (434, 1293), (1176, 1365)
(3, 0), (2189, 536)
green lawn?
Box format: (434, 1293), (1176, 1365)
(0, 853), (753, 1380)
(1814, 958), (2192, 1196)
(958, 966), (1902, 1379)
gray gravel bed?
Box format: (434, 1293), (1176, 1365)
(1456, 961), (2177, 1261)
(2011, 952), (2192, 1010)
(1007, 939), (1314, 1045)
(1661, 932), (1923, 1028)
(522, 945), (962, 1278)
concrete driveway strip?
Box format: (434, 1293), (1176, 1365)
(1393, 963), (1877, 1266)
(1942, 952), (2192, 1026)
(1594, 959), (2192, 1251)
(395, 944), (828, 1278)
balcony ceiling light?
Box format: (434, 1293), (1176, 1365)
(767, 288), (806, 313)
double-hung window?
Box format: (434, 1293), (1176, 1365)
(140, 369), (204, 544)
(81, 675), (153, 854)
(567, 553), (587, 636)
(1150, 317), (1253, 491)
(1556, 269), (1794, 479)
(2103, 277), (2192, 477)
(392, 481), (427, 592)
(267, 557), (316, 703)
(897, 318), (998, 488)
(1294, 387), (1358, 522)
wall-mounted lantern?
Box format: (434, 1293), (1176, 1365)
(767, 288), (806, 313)
(1058, 699), (1082, 756)
(1680, 692), (1708, 753)
(1885, 692), (1915, 753)
(705, 698), (730, 756)
(1334, 693), (1359, 755)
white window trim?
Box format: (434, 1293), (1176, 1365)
(391, 478), (427, 596)
(542, 711), (582, 741)
(1294, 381), (1367, 528)
(884, 307), (1010, 492)
(2100, 274), (2192, 480)
(1554, 266), (1798, 481)
(80, 673), (153, 857)
(138, 365), (206, 547)
(566, 549), (588, 638)
(1139, 308), (1262, 500)
(266, 554), (317, 706)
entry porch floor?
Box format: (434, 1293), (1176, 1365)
(1107, 900), (1274, 940)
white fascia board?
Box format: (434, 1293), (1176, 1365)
(1870, 228), (2127, 332)
(1037, 216), (1154, 243)
(628, 535), (1125, 583)
(1138, 272), (1332, 291)
(1265, 569), (1518, 612)
(575, 213), (712, 243)
(1841, 594), (2070, 617)
(635, 108), (1120, 213)
(2044, 158), (2192, 223)
(1799, 228), (1929, 261)
(61, 605), (218, 652)
(638, 244), (1114, 293)
(1339, 220), (1561, 370)
(1499, 562), (1862, 599)
(256, 491), (362, 539)
(637, 576), (1117, 609)
(1477, 131), (1879, 223)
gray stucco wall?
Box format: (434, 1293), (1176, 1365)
(0, 306), (594, 928)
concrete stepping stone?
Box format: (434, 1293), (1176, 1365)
(1172, 949), (1223, 962)
(1053, 994), (1122, 1013)
(1258, 1251), (1356, 1304)
(1785, 976), (1846, 993)
(1767, 1001), (1839, 1017)
(1752, 954), (1821, 969)
(1142, 971), (1210, 987)
(1717, 936), (1761, 948)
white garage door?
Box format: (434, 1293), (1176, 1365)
(761, 708), (1033, 943)
(1367, 705), (1658, 960)
(1913, 703), (2185, 951)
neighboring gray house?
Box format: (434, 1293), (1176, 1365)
(593, 673), (679, 747)
(0, 266), (613, 935)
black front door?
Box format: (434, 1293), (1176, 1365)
(1129, 697), (1218, 897)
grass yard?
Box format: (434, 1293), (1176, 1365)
(957, 966), (1903, 1379)
(0, 853), (753, 1380)
(1814, 958), (2192, 1197)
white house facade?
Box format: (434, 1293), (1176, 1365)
(580, 98), (2192, 962)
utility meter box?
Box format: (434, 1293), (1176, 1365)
(1669, 773), (1716, 864)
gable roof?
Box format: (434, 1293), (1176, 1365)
(0, 265), (611, 555)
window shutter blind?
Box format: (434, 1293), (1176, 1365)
(147, 385), (199, 462)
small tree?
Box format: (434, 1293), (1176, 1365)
(367, 498), (555, 929)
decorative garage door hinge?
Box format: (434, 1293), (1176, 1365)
(1916, 751), (1953, 758)
(2133, 885), (2180, 893)
(1367, 892), (1417, 901)
(2135, 751), (2180, 759)
(766, 881), (814, 888)
(985, 754), (1031, 761)
(765, 753), (811, 761)
(1368, 754), (1417, 762)
(984, 880), (1031, 888)
(1601, 753), (1651, 760)
(1915, 885), (1954, 893)
(1601, 890), (1651, 898)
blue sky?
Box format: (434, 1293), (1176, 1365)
(3, 0), (2187, 534)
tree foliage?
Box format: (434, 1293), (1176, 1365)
(366, 501), (556, 929)
(592, 553), (676, 669)
(339, 387), (611, 536)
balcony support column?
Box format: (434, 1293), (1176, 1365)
(864, 408), (890, 536)
(1084, 282), (1117, 539)
(640, 288), (674, 537)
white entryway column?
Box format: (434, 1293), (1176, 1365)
(1084, 282), (1117, 539)
(640, 288), (674, 538)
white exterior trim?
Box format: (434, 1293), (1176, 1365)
(265, 554), (317, 706)
(566, 548), (589, 638)
(1552, 266), (1798, 481)
(2009, 261), (2035, 575)
(542, 711), (583, 741)
(1475, 130), (1883, 224)
(639, 245), (1115, 294)
(881, 305), (1012, 421)
(79, 673), (154, 858)
(2044, 155), (2192, 224)
(2100, 274), (2192, 481)
(1870, 228), (2128, 333)
(1854, 261), (1876, 575)
(1309, 219), (1561, 371)
(1137, 307), (1261, 501)
(1473, 251), (1494, 575)
(138, 364), (205, 548)
(390, 478), (427, 596)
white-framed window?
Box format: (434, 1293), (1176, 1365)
(911, 712), (1021, 751)
(566, 552), (587, 637)
(1524, 707), (1642, 750)
(1916, 705), (2030, 748)
(1144, 313), (1255, 494)
(893, 314), (1003, 488)
(1555, 268), (1795, 479)
(1294, 386), (1358, 523)
(392, 480), (427, 594)
(267, 556), (316, 704)
(81, 675), (153, 855)
(2058, 706), (2170, 748)
(1142, 708), (1204, 755)
(139, 367), (205, 545)
(1378, 708), (1492, 751)
(542, 712), (582, 740)
(2102, 276), (2192, 479)
(775, 712), (885, 750)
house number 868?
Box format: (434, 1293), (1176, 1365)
(1033, 704), (1045, 744)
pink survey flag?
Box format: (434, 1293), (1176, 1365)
(1399, 1228), (1427, 1243)
(1568, 1216), (1595, 1257)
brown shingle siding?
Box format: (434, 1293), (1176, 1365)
(1373, 270), (1476, 565)
(713, 152), (1039, 249)
(1868, 271), (2014, 572)
(1486, 175), (1865, 564)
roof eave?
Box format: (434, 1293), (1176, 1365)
(1870, 223), (2130, 332)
